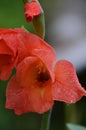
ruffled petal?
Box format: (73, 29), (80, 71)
(0, 55), (17, 80)
(22, 30), (56, 57)
(52, 60), (86, 103)
(0, 29), (18, 56)
(0, 36), (17, 80)
(14, 29), (56, 67)
(6, 56), (53, 115)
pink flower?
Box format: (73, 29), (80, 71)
(5, 29), (86, 115)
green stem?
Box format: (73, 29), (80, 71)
(23, 0), (28, 4)
(40, 109), (52, 130)
(23, 0), (37, 4)
(65, 104), (78, 124)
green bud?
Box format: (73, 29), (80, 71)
(32, 7), (45, 39)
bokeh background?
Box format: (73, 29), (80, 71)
(0, 0), (86, 130)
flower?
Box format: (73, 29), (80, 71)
(24, 1), (41, 22)
(5, 28), (86, 115)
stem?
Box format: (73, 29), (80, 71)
(40, 109), (52, 130)
(23, 0), (37, 4)
(65, 104), (78, 124)
(23, 0), (28, 4)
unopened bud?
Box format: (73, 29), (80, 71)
(24, 0), (45, 39)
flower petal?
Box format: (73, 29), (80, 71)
(14, 29), (56, 66)
(0, 29), (18, 56)
(6, 56), (53, 115)
(0, 33), (18, 80)
(53, 60), (86, 103)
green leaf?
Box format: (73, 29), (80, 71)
(67, 123), (86, 130)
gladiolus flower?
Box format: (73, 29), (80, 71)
(24, 1), (41, 22)
(5, 29), (86, 114)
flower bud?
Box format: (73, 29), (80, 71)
(24, 0), (45, 39)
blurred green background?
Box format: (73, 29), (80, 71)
(0, 0), (86, 130)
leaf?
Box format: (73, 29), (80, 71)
(67, 123), (86, 130)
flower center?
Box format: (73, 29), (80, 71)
(37, 71), (50, 82)
(36, 64), (50, 83)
